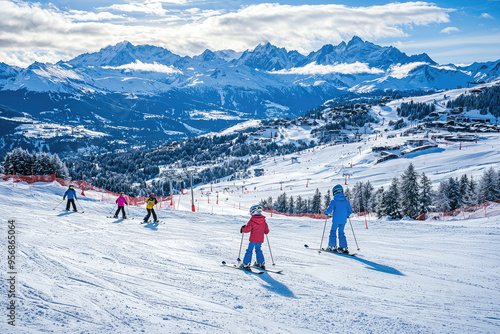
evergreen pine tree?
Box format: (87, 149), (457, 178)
(400, 163), (420, 218)
(458, 174), (469, 207)
(479, 167), (500, 201)
(351, 182), (364, 213)
(344, 187), (352, 201)
(464, 176), (478, 207)
(373, 187), (385, 218)
(418, 173), (433, 215)
(33, 152), (51, 175)
(296, 195), (305, 214)
(50, 154), (69, 179)
(434, 181), (450, 212)
(289, 195), (295, 214)
(323, 190), (331, 211)
(311, 188), (322, 213)
(383, 177), (401, 219)
(447, 177), (461, 210)
(275, 192), (287, 213)
(3, 148), (33, 175)
(363, 181), (374, 212)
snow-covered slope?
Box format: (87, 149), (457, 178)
(0, 178), (499, 333)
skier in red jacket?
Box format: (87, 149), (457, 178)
(240, 205), (269, 270)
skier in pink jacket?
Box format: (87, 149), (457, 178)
(114, 192), (128, 218)
(240, 205), (269, 270)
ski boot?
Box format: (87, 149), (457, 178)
(239, 263), (251, 271)
(254, 262), (266, 270)
(337, 247), (349, 254)
(325, 246), (337, 252)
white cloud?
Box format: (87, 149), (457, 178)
(178, 2), (451, 55)
(388, 62), (428, 79)
(270, 62), (384, 75)
(480, 13), (494, 19)
(0, 1), (452, 67)
(440, 27), (460, 34)
(102, 60), (183, 74)
(67, 10), (129, 22)
(97, 2), (168, 16)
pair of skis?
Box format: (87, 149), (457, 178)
(140, 220), (165, 224)
(221, 261), (283, 274)
(304, 244), (357, 256)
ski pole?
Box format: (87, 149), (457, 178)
(348, 217), (360, 251)
(109, 205), (117, 216)
(266, 234), (276, 266)
(52, 199), (64, 210)
(75, 199), (85, 213)
(319, 217), (328, 254)
(237, 231), (244, 263)
(154, 204), (160, 221)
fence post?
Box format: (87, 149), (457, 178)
(81, 173), (85, 196)
(484, 194), (487, 218)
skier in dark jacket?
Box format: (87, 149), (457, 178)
(240, 205), (269, 269)
(324, 184), (353, 253)
(63, 185), (78, 211)
(143, 194), (158, 223)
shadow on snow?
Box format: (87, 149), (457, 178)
(351, 255), (404, 276)
(143, 222), (159, 230)
(257, 273), (296, 298)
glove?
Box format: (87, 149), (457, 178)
(63, 197), (66, 200)
(240, 225), (246, 233)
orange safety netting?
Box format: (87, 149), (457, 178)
(0, 173), (173, 209)
(415, 199), (500, 221)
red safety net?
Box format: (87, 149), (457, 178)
(0, 173), (173, 209)
(414, 199), (500, 221)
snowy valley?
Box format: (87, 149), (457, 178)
(1, 36), (500, 156)
(1, 81), (500, 332)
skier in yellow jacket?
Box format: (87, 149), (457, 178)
(143, 194), (158, 223)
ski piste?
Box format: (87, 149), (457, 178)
(221, 261), (264, 274)
(251, 266), (283, 274)
(304, 244), (357, 256)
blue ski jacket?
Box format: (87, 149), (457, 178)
(325, 193), (353, 225)
(63, 188), (77, 200)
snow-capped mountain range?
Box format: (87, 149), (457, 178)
(0, 36), (499, 156)
(2, 36), (499, 96)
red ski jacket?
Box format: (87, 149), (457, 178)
(242, 215), (269, 243)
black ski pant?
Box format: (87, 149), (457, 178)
(115, 206), (126, 218)
(144, 208), (157, 222)
(66, 199), (77, 211)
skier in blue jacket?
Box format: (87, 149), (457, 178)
(324, 184), (353, 253)
(63, 185), (78, 211)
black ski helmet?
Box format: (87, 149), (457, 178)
(332, 184), (343, 196)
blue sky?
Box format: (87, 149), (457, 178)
(1, 0), (499, 67)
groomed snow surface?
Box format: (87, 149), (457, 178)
(0, 181), (499, 333)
